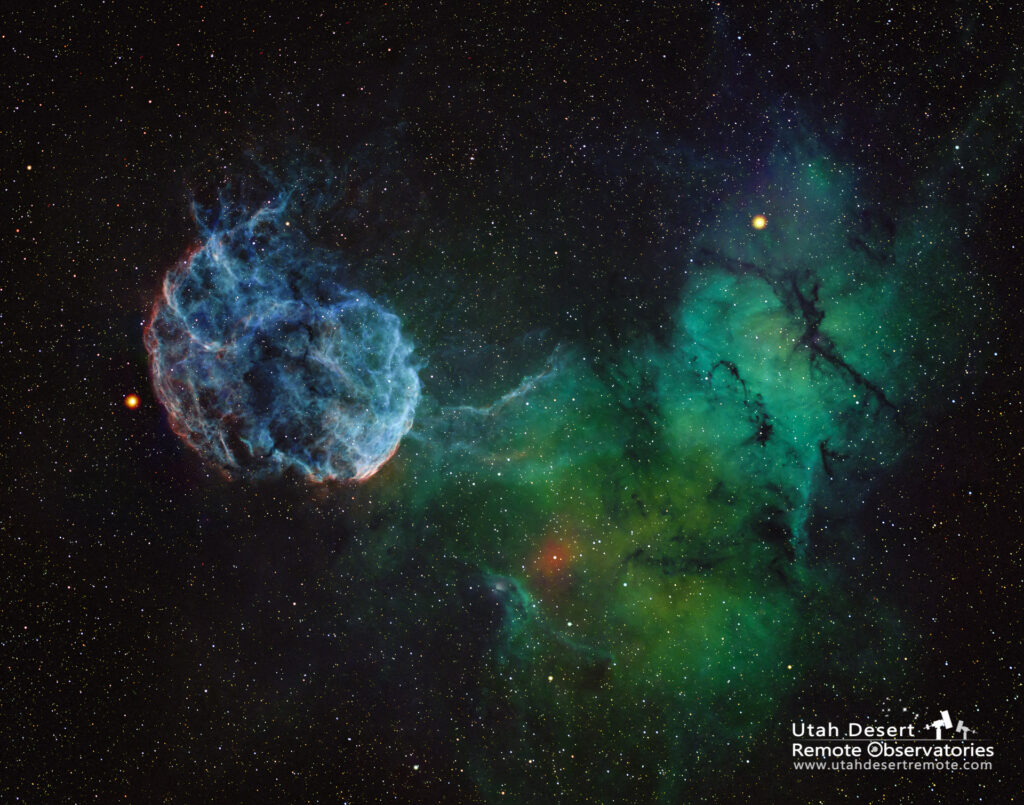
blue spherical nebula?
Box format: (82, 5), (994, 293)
(145, 189), (420, 482)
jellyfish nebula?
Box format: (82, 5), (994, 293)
(144, 187), (420, 483)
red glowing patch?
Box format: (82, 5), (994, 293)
(530, 533), (579, 591)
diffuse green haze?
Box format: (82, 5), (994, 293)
(333, 136), (987, 802)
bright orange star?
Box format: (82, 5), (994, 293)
(751, 214), (767, 230)
(124, 394), (140, 409)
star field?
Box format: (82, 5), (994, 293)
(4, 2), (1023, 803)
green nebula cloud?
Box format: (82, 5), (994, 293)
(326, 128), (992, 802)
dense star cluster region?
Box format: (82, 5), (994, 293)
(145, 181), (421, 482)
(4, 2), (1023, 804)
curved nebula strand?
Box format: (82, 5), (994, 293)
(145, 186), (421, 482)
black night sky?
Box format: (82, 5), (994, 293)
(5, 2), (1023, 802)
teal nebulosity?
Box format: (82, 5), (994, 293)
(653, 141), (983, 559)
(324, 128), (993, 802)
